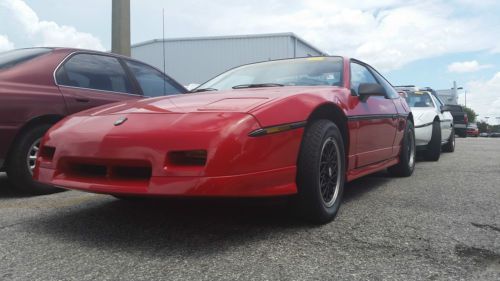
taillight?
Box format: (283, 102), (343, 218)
(464, 114), (468, 124)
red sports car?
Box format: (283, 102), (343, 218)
(34, 56), (415, 223)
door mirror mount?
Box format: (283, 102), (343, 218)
(441, 105), (452, 113)
(357, 83), (387, 102)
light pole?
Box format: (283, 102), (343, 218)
(111, 0), (131, 56)
(456, 86), (466, 107)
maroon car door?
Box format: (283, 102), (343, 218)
(348, 61), (398, 168)
(55, 53), (142, 114)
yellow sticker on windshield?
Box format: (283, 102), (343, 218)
(307, 57), (325, 61)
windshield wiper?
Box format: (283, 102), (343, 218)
(190, 88), (218, 93)
(232, 83), (284, 89)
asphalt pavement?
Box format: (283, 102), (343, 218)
(0, 138), (499, 281)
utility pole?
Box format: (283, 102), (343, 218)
(464, 90), (467, 108)
(111, 0), (131, 56)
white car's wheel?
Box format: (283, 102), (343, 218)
(423, 120), (441, 161)
(443, 127), (455, 153)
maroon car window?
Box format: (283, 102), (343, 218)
(125, 60), (184, 97)
(0, 48), (52, 70)
(56, 54), (133, 94)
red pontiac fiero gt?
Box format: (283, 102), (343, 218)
(34, 57), (415, 223)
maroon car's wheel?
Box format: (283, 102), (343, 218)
(6, 124), (63, 195)
(295, 119), (345, 224)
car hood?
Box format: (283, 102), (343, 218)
(80, 86), (338, 116)
(410, 107), (436, 124)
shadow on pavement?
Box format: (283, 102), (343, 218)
(342, 171), (391, 203)
(0, 173), (29, 198)
(24, 171), (394, 255)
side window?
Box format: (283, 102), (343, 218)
(432, 94), (444, 107)
(369, 67), (400, 99)
(56, 54), (133, 94)
(125, 60), (183, 97)
(350, 62), (378, 94)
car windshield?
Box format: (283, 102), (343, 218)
(405, 92), (434, 107)
(196, 57), (344, 91)
(0, 48), (53, 70)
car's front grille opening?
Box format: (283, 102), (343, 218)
(112, 166), (152, 180)
(39, 146), (56, 160)
(168, 150), (207, 166)
(70, 163), (107, 178)
(61, 159), (152, 181)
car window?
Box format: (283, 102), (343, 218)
(56, 54), (133, 94)
(0, 48), (52, 70)
(369, 67), (400, 99)
(432, 94), (445, 107)
(350, 62), (378, 93)
(125, 60), (183, 97)
(405, 92), (434, 107)
(197, 57), (344, 91)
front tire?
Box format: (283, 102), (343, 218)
(442, 127), (455, 153)
(295, 120), (346, 224)
(388, 119), (416, 177)
(6, 124), (63, 195)
(423, 120), (441, 161)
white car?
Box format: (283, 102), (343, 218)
(405, 91), (455, 161)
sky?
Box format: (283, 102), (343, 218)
(0, 0), (499, 122)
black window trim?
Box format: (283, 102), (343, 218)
(350, 58), (399, 99)
(53, 51), (143, 97)
(349, 59), (381, 96)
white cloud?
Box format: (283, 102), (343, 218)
(0, 34), (14, 51)
(447, 61), (492, 73)
(0, 0), (104, 51)
(463, 72), (500, 118)
(161, 0), (500, 71)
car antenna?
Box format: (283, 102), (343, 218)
(162, 8), (166, 95)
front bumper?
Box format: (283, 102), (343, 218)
(34, 112), (303, 197)
(36, 166), (297, 197)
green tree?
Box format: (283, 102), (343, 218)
(462, 106), (477, 123)
(477, 121), (488, 133)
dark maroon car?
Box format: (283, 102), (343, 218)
(0, 47), (187, 194)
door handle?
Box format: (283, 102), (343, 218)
(75, 98), (90, 103)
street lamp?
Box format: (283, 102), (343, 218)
(455, 87), (466, 108)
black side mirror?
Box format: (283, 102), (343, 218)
(357, 83), (386, 101)
(441, 105), (452, 113)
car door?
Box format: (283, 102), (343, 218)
(123, 59), (187, 97)
(431, 94), (452, 142)
(348, 61), (399, 167)
(55, 53), (142, 114)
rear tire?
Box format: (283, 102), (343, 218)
(388, 119), (415, 177)
(6, 124), (63, 195)
(442, 127), (455, 153)
(423, 120), (441, 161)
(295, 120), (346, 224)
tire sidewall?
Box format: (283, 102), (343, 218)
(296, 120), (346, 223)
(6, 124), (62, 194)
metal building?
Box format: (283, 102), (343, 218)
(131, 32), (327, 85)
